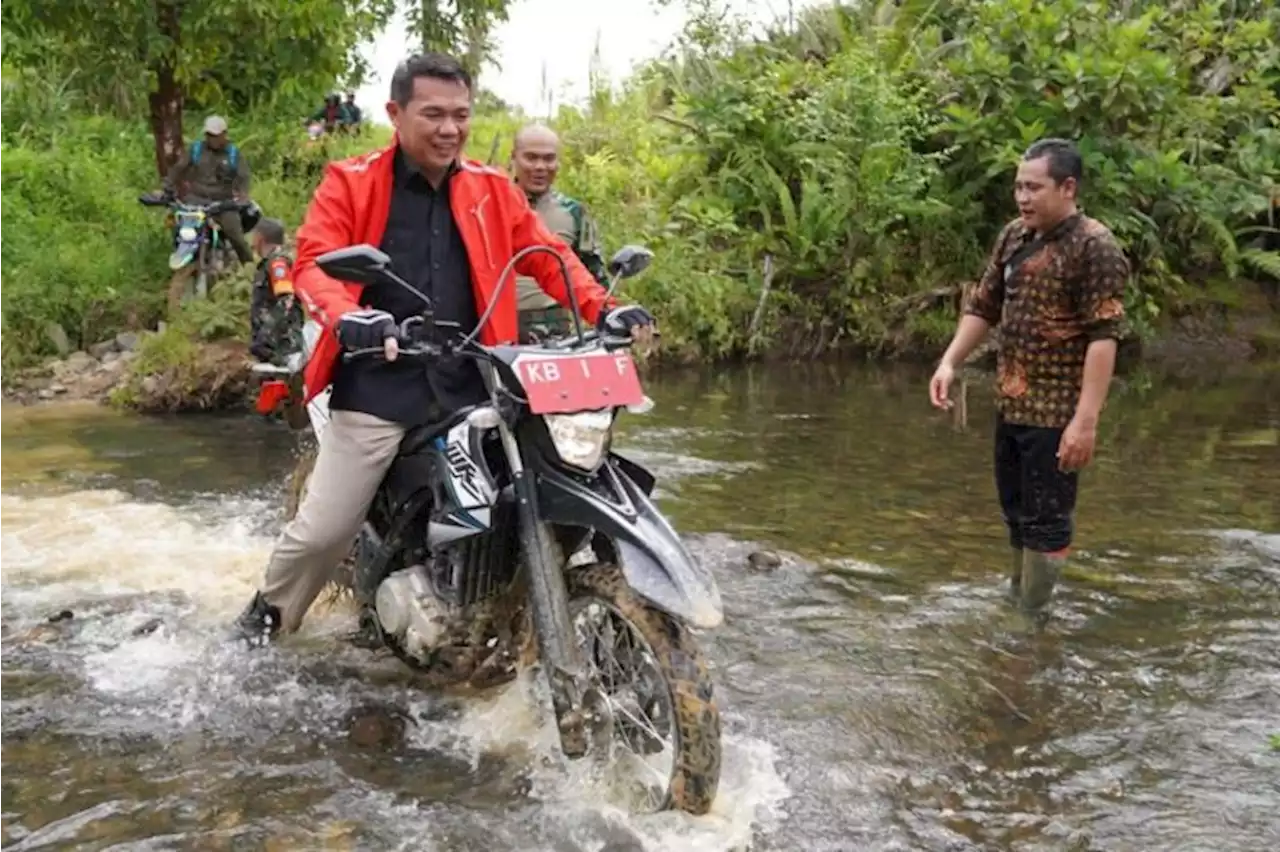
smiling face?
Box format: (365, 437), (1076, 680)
(1014, 155), (1078, 233)
(386, 75), (471, 177)
(511, 127), (560, 195)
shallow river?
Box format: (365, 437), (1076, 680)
(2, 363), (1278, 851)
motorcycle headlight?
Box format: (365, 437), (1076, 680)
(178, 226), (198, 241)
(544, 409), (614, 471)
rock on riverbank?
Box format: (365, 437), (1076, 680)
(2, 331), (256, 413)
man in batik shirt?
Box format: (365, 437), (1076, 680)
(929, 138), (1129, 626)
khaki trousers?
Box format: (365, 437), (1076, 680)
(215, 209), (254, 264)
(262, 409), (405, 632)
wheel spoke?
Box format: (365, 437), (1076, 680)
(570, 594), (679, 811)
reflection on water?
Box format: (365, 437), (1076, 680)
(2, 363), (1278, 851)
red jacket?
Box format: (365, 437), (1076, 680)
(293, 142), (616, 403)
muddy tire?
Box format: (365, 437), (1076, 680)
(566, 562), (722, 816)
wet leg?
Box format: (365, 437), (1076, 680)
(257, 410), (404, 633)
(994, 416), (1024, 601)
(1016, 425), (1079, 625)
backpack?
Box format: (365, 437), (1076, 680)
(190, 139), (239, 171)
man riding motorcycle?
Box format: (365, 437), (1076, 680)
(308, 93), (356, 135)
(161, 115), (255, 265)
(233, 52), (656, 643)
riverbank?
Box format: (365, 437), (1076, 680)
(2, 329), (255, 413)
(4, 302), (1279, 414)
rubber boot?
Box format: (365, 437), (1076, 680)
(1006, 547), (1024, 604)
(228, 591), (281, 648)
(1019, 550), (1066, 628)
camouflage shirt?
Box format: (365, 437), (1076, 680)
(163, 141), (250, 202)
(249, 247), (302, 363)
(963, 214), (1129, 429)
(516, 189), (607, 311)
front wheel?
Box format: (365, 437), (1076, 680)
(566, 563), (722, 815)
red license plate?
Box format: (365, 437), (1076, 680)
(514, 350), (645, 414)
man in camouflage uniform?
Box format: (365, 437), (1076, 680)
(248, 217), (303, 365)
(509, 124), (608, 342)
(929, 138), (1130, 627)
(163, 115), (254, 264)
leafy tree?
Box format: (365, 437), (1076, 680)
(0, 0), (393, 178)
(404, 0), (514, 87)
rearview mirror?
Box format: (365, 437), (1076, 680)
(607, 245), (654, 280)
(316, 244), (395, 287)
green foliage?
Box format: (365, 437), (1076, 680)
(0, 113), (169, 370)
(4, 0), (1278, 376)
(406, 1), (514, 83)
(546, 0), (1279, 356)
(931, 0), (1280, 317)
(0, 0), (391, 119)
(0, 71), (388, 370)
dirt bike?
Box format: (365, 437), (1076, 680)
(253, 244), (724, 815)
(139, 194), (256, 312)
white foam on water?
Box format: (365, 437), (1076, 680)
(2, 488), (791, 850)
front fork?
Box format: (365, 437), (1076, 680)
(487, 368), (592, 755)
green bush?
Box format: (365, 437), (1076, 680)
(3, 0), (1278, 375)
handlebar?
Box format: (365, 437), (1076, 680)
(340, 326), (644, 365)
(138, 193), (252, 216)
(340, 338), (443, 363)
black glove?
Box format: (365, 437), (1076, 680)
(337, 309), (396, 350)
(597, 305), (655, 338)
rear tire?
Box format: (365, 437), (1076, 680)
(566, 563), (722, 815)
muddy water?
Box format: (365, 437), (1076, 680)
(2, 364), (1278, 851)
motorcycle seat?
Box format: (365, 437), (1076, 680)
(399, 406), (477, 457)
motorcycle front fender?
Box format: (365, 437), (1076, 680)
(537, 452), (724, 629)
(169, 245), (198, 270)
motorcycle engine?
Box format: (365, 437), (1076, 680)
(373, 563), (452, 663)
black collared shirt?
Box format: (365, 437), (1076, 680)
(329, 150), (485, 425)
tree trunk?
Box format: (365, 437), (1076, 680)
(148, 0), (184, 181)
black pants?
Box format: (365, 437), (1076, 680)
(994, 416), (1079, 553)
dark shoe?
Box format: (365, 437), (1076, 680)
(230, 592), (281, 647)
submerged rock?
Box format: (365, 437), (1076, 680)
(747, 549), (783, 572)
(344, 702), (414, 750)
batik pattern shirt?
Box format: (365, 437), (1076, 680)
(963, 214), (1129, 428)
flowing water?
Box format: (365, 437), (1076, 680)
(2, 363), (1278, 851)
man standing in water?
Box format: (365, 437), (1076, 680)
(929, 138), (1129, 625)
(509, 123), (609, 342)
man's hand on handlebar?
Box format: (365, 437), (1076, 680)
(337, 309), (400, 362)
(598, 304), (658, 352)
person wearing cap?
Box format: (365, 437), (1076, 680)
(162, 115), (254, 264)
